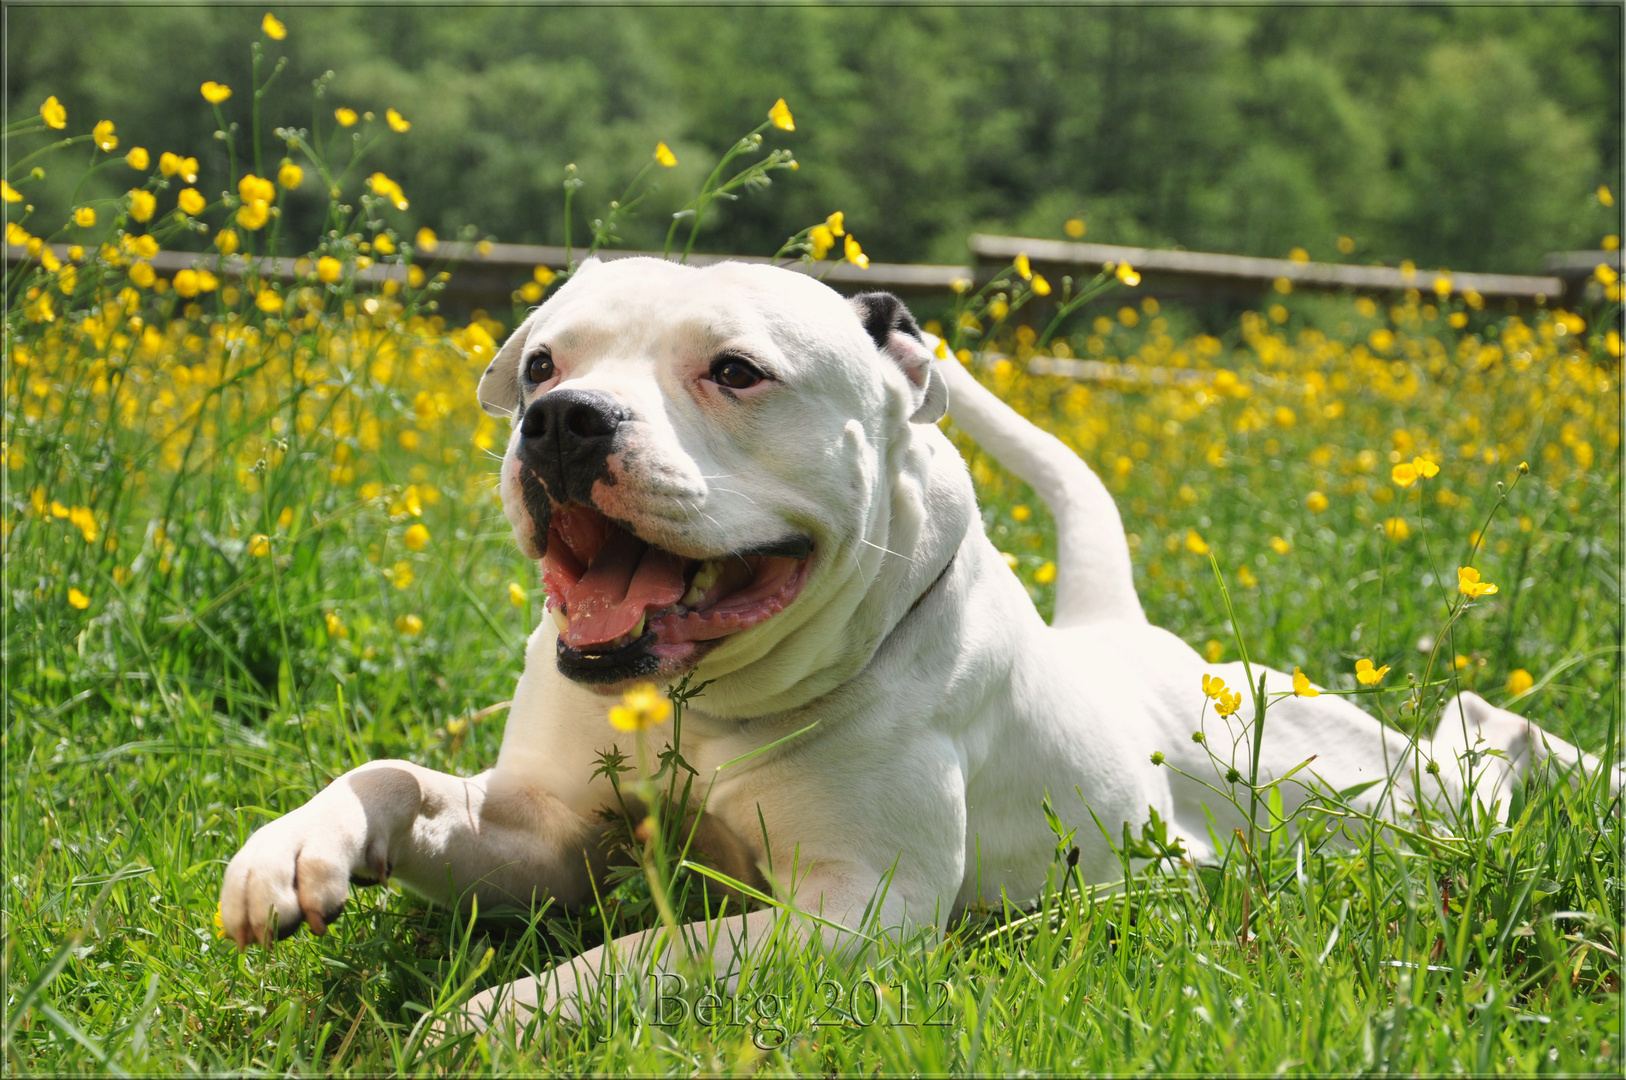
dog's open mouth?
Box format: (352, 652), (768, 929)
(541, 502), (810, 681)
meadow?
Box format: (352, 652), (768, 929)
(4, 20), (1623, 1076)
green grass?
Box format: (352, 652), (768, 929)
(4, 279), (1622, 1074)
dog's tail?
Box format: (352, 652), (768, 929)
(937, 354), (1145, 627)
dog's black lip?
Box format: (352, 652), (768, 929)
(556, 630), (661, 685)
(733, 534), (813, 560)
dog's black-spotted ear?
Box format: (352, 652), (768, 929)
(477, 320), (529, 418)
(851, 291), (948, 424)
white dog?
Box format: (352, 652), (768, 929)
(219, 257), (1618, 1026)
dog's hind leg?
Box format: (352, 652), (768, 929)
(936, 353), (1144, 627)
(1429, 690), (1623, 814)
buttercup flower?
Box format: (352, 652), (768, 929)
(1202, 673), (1226, 699)
(1214, 687), (1242, 717)
(1185, 529), (1209, 555)
(248, 534), (271, 557)
(1506, 668), (1533, 695)
(1292, 666), (1320, 697)
(177, 188), (206, 216)
(809, 224), (835, 260)
(73, 207), (97, 228)
(201, 81), (233, 104)
(404, 523), (430, 551)
(415, 227), (438, 252)
(768, 97), (794, 131)
(1114, 261), (1141, 287)
(825, 211), (844, 237)
(41, 95), (67, 129)
(1305, 490), (1329, 513)
(128, 190), (156, 223)
(609, 682), (672, 732)
(1458, 566), (1498, 599)
(654, 141), (677, 167)
(1031, 274), (1051, 296)
(1, 180), (20, 203)
(159, 153), (199, 183)
(395, 613), (424, 636)
(236, 200), (270, 230)
(533, 265), (556, 287)
(386, 108), (410, 133)
(1015, 253), (1032, 281)
(1355, 658), (1389, 686)
(68, 587), (90, 610)
(1065, 218), (1086, 238)
(262, 12), (286, 40)
(1269, 536), (1291, 554)
(172, 269), (200, 298)
(215, 229), (239, 255)
(125, 147), (149, 170)
(508, 582), (527, 607)
(93, 120), (118, 152)
(1383, 517), (1410, 541)
(368, 172), (408, 210)
(277, 161), (304, 189)
(335, 107), (358, 127)
(844, 234), (869, 269)
(316, 256), (341, 283)
(254, 288), (282, 314)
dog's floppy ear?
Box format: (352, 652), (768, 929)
(851, 291), (948, 424)
(477, 319), (529, 418)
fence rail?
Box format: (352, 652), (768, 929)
(9, 236), (1614, 314)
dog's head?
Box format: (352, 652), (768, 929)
(478, 257), (969, 715)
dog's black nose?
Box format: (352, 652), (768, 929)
(518, 389), (628, 505)
(520, 389), (623, 444)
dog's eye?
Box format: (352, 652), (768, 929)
(525, 349), (555, 385)
(710, 354), (766, 390)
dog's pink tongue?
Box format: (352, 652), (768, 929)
(561, 528), (686, 648)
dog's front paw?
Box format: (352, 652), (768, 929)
(218, 805), (381, 947)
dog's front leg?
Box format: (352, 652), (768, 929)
(219, 761), (603, 947)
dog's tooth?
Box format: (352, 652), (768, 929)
(551, 606), (569, 633)
(681, 559), (723, 607)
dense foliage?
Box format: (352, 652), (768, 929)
(8, 4), (1621, 270)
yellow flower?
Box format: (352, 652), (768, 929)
(404, 523), (430, 551)
(215, 229), (239, 255)
(415, 227), (438, 252)
(68, 587), (90, 610)
(335, 107), (358, 127)
(367, 172), (408, 210)
(41, 95), (67, 130)
(173, 269), (200, 298)
(316, 255), (342, 283)
(1034, 561), (1057, 584)
(1383, 517), (1410, 541)
(1031, 273), (1051, 296)
(178, 188), (206, 216)
(1214, 688), (1242, 717)
(808, 224), (835, 260)
(201, 81), (233, 104)
(395, 613), (424, 636)
(530, 265), (557, 287)
(125, 147), (149, 170)
(248, 534), (271, 557)
(768, 97), (795, 131)
(1185, 529), (1209, 555)
(73, 206), (96, 228)
(1292, 666), (1320, 697)
(92, 120), (118, 152)
(159, 153), (199, 183)
(239, 174), (275, 204)
(1305, 490), (1329, 513)
(1599, 185), (1615, 208)
(1203, 640), (1224, 663)
(1114, 261), (1141, 287)
(844, 234), (869, 269)
(508, 582), (527, 607)
(1269, 536), (1291, 555)
(608, 682), (672, 732)
(1064, 218), (1085, 238)
(1235, 565), (1257, 588)
(236, 200), (270, 230)
(1457, 566), (1498, 599)
(825, 210), (845, 237)
(1505, 668), (1533, 695)
(262, 12), (287, 39)
(386, 108), (411, 133)
(277, 161), (304, 189)
(325, 611), (346, 638)
(128, 262), (155, 288)
(374, 233), (396, 256)
(1337, 235), (1355, 254)
(1, 180), (20, 203)
(1014, 252), (1032, 281)
(1391, 461), (1417, 487)
(1354, 658), (1389, 686)
(128, 189), (156, 223)
(654, 141), (677, 167)
(254, 288), (282, 313)
(1201, 673), (1226, 699)
(1453, 654), (1470, 671)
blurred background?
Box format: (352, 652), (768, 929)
(10, 3), (1621, 274)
